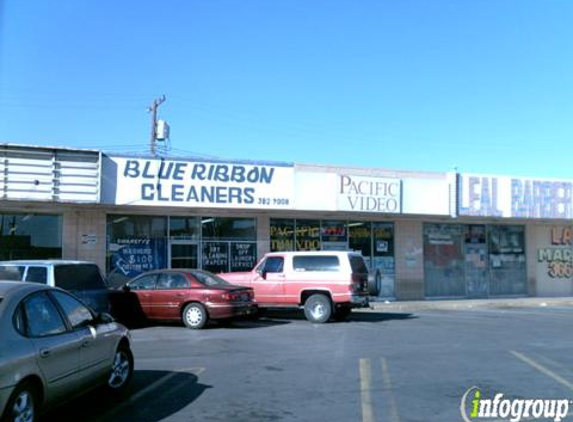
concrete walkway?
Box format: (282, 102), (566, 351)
(367, 296), (573, 312)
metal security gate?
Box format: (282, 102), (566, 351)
(424, 224), (466, 297)
(424, 224), (527, 298)
(487, 225), (527, 296)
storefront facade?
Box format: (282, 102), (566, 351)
(1, 144), (573, 300)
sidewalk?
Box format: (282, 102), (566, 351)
(367, 296), (573, 312)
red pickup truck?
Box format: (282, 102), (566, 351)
(219, 251), (370, 323)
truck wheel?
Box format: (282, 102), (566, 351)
(304, 294), (332, 323)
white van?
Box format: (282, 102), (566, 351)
(0, 260), (110, 313)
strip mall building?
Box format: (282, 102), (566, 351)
(1, 143), (572, 300)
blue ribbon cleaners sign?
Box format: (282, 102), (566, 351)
(108, 157), (295, 209)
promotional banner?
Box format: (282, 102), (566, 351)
(110, 238), (167, 279)
(105, 157), (295, 209)
(459, 174), (573, 219)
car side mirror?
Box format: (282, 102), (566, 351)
(96, 312), (114, 324)
(261, 270), (268, 280)
(122, 284), (131, 292)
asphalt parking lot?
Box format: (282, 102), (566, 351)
(41, 305), (573, 422)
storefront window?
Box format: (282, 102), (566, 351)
(0, 214), (62, 260)
(202, 242), (229, 274)
(372, 223), (395, 297)
(268, 218), (396, 297)
(200, 218), (257, 273)
(109, 215), (167, 239)
(423, 223), (527, 298)
(348, 222), (372, 259)
(296, 220), (321, 251)
(424, 224), (465, 297)
(202, 217), (256, 241)
(270, 219), (295, 252)
(321, 221), (348, 250)
(106, 215), (168, 287)
(488, 225), (526, 296)
(170, 217), (200, 240)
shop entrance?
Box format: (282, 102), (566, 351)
(465, 225), (488, 298)
(170, 241), (199, 269)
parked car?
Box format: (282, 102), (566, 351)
(0, 281), (133, 422)
(0, 260), (110, 314)
(219, 251), (370, 323)
(110, 269), (257, 329)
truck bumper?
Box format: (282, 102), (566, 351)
(349, 295), (370, 308)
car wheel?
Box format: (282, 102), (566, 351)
(2, 381), (38, 422)
(107, 344), (133, 393)
(333, 307), (352, 322)
(182, 303), (208, 329)
(303, 294), (332, 323)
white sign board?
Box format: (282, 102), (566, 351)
(337, 174), (401, 213)
(105, 157), (295, 209)
(459, 173), (573, 219)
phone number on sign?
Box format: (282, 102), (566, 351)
(257, 197), (290, 206)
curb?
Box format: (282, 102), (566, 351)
(364, 297), (573, 313)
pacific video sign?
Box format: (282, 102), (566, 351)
(337, 174), (401, 213)
(458, 174), (573, 219)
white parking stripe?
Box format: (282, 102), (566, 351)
(511, 351), (573, 390)
(380, 358), (401, 422)
(359, 358), (375, 422)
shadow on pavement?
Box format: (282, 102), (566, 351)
(124, 317), (291, 331)
(256, 309), (417, 323)
(347, 311), (417, 322)
(41, 369), (211, 422)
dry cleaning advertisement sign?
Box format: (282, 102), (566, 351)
(337, 174), (401, 213)
(110, 157), (294, 209)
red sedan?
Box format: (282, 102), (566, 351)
(112, 269), (257, 329)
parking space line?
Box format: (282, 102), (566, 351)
(380, 358), (401, 422)
(359, 358), (375, 422)
(511, 351), (573, 390)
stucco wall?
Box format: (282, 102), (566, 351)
(62, 210), (107, 272)
(394, 220), (424, 300)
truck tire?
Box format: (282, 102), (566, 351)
(368, 270), (381, 296)
(303, 294), (332, 323)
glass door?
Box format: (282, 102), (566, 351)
(170, 241), (199, 269)
(465, 225), (488, 298)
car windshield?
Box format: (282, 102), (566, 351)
(190, 270), (230, 287)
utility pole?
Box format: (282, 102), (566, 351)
(148, 95), (166, 155)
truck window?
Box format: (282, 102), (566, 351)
(293, 256), (340, 272)
(54, 264), (107, 291)
(262, 257), (284, 273)
(349, 255), (368, 274)
(25, 267), (48, 284)
(0, 265), (25, 281)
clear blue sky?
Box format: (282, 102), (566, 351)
(1, 1), (572, 178)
